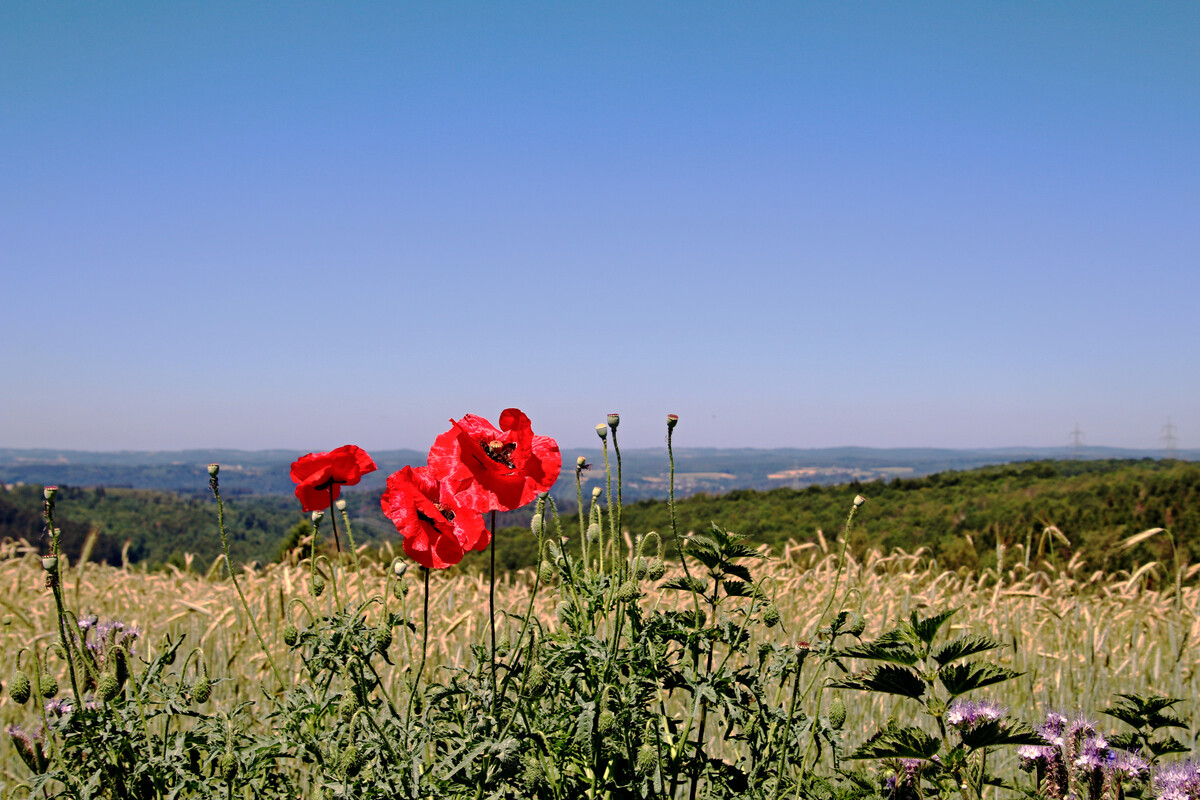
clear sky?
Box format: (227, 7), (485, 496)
(2, 3), (1196, 453)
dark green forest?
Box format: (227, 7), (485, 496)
(2, 459), (1195, 576)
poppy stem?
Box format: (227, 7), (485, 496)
(489, 509), (498, 712)
(328, 486), (342, 553)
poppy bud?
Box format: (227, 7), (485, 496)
(393, 560), (408, 578)
(311, 575), (325, 597)
(525, 663), (548, 697)
(576, 456), (587, 468)
(616, 581), (639, 603)
(853, 494), (866, 507)
(843, 610), (866, 637)
(392, 579), (408, 599)
(829, 695), (847, 730)
(520, 754), (544, 787)
(761, 603), (781, 628)
(595, 424), (607, 441)
(636, 742), (656, 776)
(9, 670), (31, 704)
(530, 514), (544, 537)
(283, 624), (299, 648)
(597, 709), (617, 734)
(647, 557), (666, 580)
(666, 414), (679, 430)
(538, 562), (555, 585)
(39, 670), (57, 698)
(374, 626), (392, 656)
(633, 558), (648, 581)
(43, 486), (58, 501)
(98, 671), (120, 702)
(607, 413), (620, 430)
(341, 744), (365, 777)
(219, 751), (238, 782)
(192, 676), (211, 704)
(311, 510), (324, 523)
(591, 486), (602, 500)
(335, 498), (347, 512)
(586, 522), (601, 543)
(207, 464), (219, 477)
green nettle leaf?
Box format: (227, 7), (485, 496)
(662, 576), (709, 594)
(834, 642), (920, 666)
(722, 580), (753, 598)
(911, 608), (958, 647)
(1149, 736), (1192, 757)
(721, 563), (754, 583)
(1146, 711), (1188, 730)
(829, 664), (925, 699)
(958, 720), (1044, 750)
(930, 635), (1004, 666)
(938, 662), (1022, 698)
(849, 726), (941, 760)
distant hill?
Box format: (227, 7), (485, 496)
(2, 445), (1194, 501)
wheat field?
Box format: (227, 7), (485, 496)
(3, 534), (1198, 786)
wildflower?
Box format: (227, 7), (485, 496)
(290, 445), (378, 512)
(946, 698), (1006, 730)
(381, 465), (488, 569)
(7, 724), (48, 774)
(427, 409), (561, 513)
(1153, 760), (1200, 800)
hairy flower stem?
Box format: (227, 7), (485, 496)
(43, 495), (81, 704)
(209, 472), (285, 689)
(489, 510), (498, 712)
(601, 437), (615, 575)
(576, 464), (587, 565)
(407, 567), (430, 726)
(611, 424), (623, 561)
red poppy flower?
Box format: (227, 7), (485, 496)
(290, 445), (377, 512)
(427, 408), (561, 513)
(381, 465), (488, 569)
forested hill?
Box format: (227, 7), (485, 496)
(1, 459), (1195, 576)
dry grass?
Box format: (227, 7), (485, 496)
(3, 535), (1198, 784)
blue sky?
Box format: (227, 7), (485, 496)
(2, 3), (1196, 452)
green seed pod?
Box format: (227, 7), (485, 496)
(9, 670), (31, 704)
(829, 695), (847, 730)
(39, 670), (58, 698)
(311, 575), (325, 597)
(597, 709), (617, 735)
(98, 671), (121, 702)
(219, 751), (238, 782)
(392, 578), (408, 599)
(635, 742), (657, 776)
(530, 513), (544, 537)
(616, 581), (639, 603)
(586, 522), (600, 543)
(633, 558), (648, 581)
(761, 604), (781, 628)
(538, 562), (555, 584)
(647, 557), (666, 580)
(283, 623), (299, 648)
(192, 676), (211, 704)
(843, 610), (866, 637)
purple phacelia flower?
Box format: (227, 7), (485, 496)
(946, 698), (1006, 729)
(1153, 760), (1200, 800)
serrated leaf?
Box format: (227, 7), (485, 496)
(848, 726), (941, 760)
(834, 642), (920, 666)
(829, 664), (924, 699)
(722, 563), (754, 582)
(662, 577), (708, 594)
(931, 635), (1004, 666)
(938, 662), (1022, 698)
(911, 608), (958, 647)
(958, 720), (1044, 750)
(722, 580), (752, 597)
(1149, 736), (1191, 757)
(1147, 711), (1188, 730)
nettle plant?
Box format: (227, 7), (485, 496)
(5, 411), (1198, 799)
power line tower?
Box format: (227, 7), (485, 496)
(1069, 423), (1084, 460)
(1162, 418), (1179, 458)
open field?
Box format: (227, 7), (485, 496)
(3, 532), (1198, 790)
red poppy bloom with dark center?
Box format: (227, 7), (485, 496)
(427, 408), (561, 513)
(381, 465), (488, 569)
(290, 445), (377, 512)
